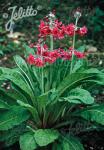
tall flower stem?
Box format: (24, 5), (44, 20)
(41, 44), (44, 94)
(41, 67), (44, 93)
(49, 34), (53, 89)
(70, 17), (78, 74)
(50, 34), (53, 51)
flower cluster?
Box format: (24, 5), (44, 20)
(27, 12), (87, 67)
(39, 19), (87, 39)
(27, 44), (85, 67)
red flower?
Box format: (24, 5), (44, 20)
(27, 54), (35, 65)
(74, 50), (85, 58)
(39, 20), (51, 37)
(68, 47), (74, 51)
(52, 27), (59, 38)
(39, 19), (66, 39)
(36, 44), (48, 55)
(49, 50), (61, 58)
(43, 44), (48, 50)
(62, 51), (72, 60)
(39, 26), (51, 37)
(29, 43), (36, 48)
(39, 20), (46, 28)
(44, 50), (60, 64)
(27, 53), (45, 67)
(34, 58), (44, 67)
(58, 48), (72, 60)
(54, 20), (63, 28)
(58, 29), (65, 39)
(65, 23), (75, 36)
(44, 57), (56, 64)
(78, 26), (88, 36)
(69, 47), (85, 59)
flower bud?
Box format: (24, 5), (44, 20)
(74, 11), (81, 19)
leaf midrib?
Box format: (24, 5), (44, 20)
(57, 74), (94, 96)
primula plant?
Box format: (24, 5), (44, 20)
(0, 12), (104, 150)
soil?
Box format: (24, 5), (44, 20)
(80, 131), (104, 150)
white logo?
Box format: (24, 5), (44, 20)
(3, 5), (39, 33)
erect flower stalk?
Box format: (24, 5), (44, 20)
(40, 42), (44, 93)
(70, 11), (81, 74)
(49, 12), (54, 89)
(49, 34), (54, 89)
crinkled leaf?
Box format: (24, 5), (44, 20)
(17, 100), (41, 125)
(56, 72), (95, 97)
(0, 67), (35, 102)
(77, 104), (104, 125)
(61, 136), (84, 150)
(0, 106), (30, 130)
(14, 55), (28, 73)
(0, 100), (10, 109)
(34, 129), (59, 146)
(20, 132), (37, 150)
(60, 88), (94, 105)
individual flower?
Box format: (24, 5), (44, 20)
(39, 20), (51, 37)
(27, 54), (45, 67)
(27, 54), (35, 65)
(29, 43), (36, 48)
(62, 51), (72, 60)
(39, 20), (46, 28)
(44, 56), (56, 64)
(44, 50), (60, 64)
(65, 23), (75, 36)
(69, 47), (85, 59)
(74, 11), (81, 19)
(52, 27), (59, 38)
(49, 50), (61, 58)
(78, 26), (88, 36)
(34, 58), (45, 67)
(54, 20), (63, 28)
(36, 44), (48, 55)
(57, 28), (65, 39)
(58, 48), (72, 60)
(39, 26), (51, 37)
(74, 50), (85, 58)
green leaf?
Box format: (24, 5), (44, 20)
(52, 142), (62, 150)
(83, 68), (101, 74)
(0, 87), (28, 103)
(60, 88), (94, 105)
(77, 104), (104, 125)
(14, 55), (37, 99)
(0, 123), (26, 147)
(37, 89), (56, 112)
(14, 55), (29, 73)
(61, 136), (84, 150)
(0, 67), (35, 103)
(56, 72), (95, 97)
(83, 73), (104, 85)
(0, 100), (10, 109)
(24, 44), (35, 57)
(34, 129), (59, 146)
(17, 100), (41, 125)
(77, 45), (86, 52)
(72, 59), (84, 73)
(0, 106), (30, 130)
(20, 132), (37, 150)
(32, 67), (40, 84)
